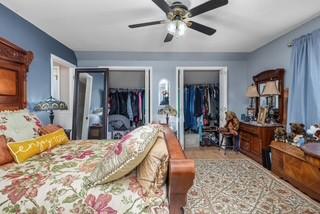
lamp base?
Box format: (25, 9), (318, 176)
(49, 110), (54, 124)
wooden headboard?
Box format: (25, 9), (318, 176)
(0, 37), (33, 111)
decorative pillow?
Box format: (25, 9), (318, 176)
(39, 124), (62, 135)
(0, 135), (14, 165)
(0, 109), (42, 141)
(85, 124), (160, 186)
(7, 128), (69, 163)
(137, 132), (169, 192)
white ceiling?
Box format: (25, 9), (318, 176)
(2, 0), (320, 52)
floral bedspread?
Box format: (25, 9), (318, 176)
(0, 140), (168, 214)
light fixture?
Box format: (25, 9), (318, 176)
(167, 20), (187, 37)
(158, 105), (177, 125)
(34, 96), (68, 124)
(246, 84), (259, 108)
(261, 81), (280, 96)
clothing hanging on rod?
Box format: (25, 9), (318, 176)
(184, 84), (219, 132)
(109, 88), (145, 127)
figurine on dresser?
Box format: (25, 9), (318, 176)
(307, 124), (320, 141)
(274, 127), (287, 142)
(287, 123), (306, 146)
(274, 122), (320, 147)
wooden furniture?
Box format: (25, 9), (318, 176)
(88, 125), (103, 139)
(239, 121), (282, 165)
(270, 141), (320, 201)
(219, 133), (238, 155)
(163, 126), (195, 214)
(0, 37), (195, 214)
(253, 68), (286, 125)
(0, 37), (33, 111)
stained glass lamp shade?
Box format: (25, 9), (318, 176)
(34, 96), (68, 124)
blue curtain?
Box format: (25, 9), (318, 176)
(288, 29), (320, 128)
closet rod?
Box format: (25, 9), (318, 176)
(109, 88), (145, 91)
(184, 83), (218, 86)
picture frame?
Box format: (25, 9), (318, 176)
(247, 108), (256, 118)
(257, 107), (268, 124)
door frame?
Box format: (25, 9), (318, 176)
(50, 54), (76, 129)
(98, 66), (153, 124)
(176, 66), (228, 149)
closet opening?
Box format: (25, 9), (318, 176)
(176, 67), (228, 149)
(106, 67), (152, 140)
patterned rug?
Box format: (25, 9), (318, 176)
(184, 159), (320, 214)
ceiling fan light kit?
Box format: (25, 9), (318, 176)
(167, 19), (187, 37)
(129, 0), (228, 42)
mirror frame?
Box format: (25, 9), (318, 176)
(253, 68), (285, 124)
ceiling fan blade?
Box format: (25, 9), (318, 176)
(164, 33), (174, 42)
(189, 0), (228, 18)
(129, 20), (165, 28)
(152, 0), (171, 14)
(187, 21), (216, 35)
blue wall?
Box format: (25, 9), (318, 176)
(248, 16), (320, 88)
(2, 2), (319, 125)
(76, 52), (250, 120)
(0, 4), (77, 124)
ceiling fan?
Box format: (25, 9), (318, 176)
(129, 0), (228, 42)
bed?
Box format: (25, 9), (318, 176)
(0, 37), (195, 214)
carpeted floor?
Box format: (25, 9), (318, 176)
(184, 159), (320, 214)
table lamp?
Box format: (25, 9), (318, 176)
(158, 105), (177, 125)
(246, 84), (259, 108)
(261, 81), (280, 108)
(261, 81), (280, 122)
(34, 96), (68, 124)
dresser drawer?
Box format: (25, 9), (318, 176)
(250, 137), (262, 155)
(240, 132), (251, 142)
(240, 140), (250, 152)
(240, 124), (258, 135)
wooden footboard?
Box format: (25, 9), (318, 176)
(163, 126), (195, 214)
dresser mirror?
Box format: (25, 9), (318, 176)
(253, 69), (285, 124)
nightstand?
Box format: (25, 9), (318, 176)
(89, 125), (103, 139)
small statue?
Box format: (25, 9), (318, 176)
(306, 124), (320, 141)
(274, 127), (287, 142)
(287, 123), (306, 146)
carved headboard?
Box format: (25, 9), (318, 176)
(0, 37), (33, 111)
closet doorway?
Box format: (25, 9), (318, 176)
(104, 67), (152, 140)
(176, 67), (228, 149)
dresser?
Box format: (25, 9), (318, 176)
(239, 121), (282, 164)
(270, 141), (320, 201)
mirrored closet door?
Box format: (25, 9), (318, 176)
(72, 68), (109, 140)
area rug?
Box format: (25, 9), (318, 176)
(184, 159), (320, 214)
